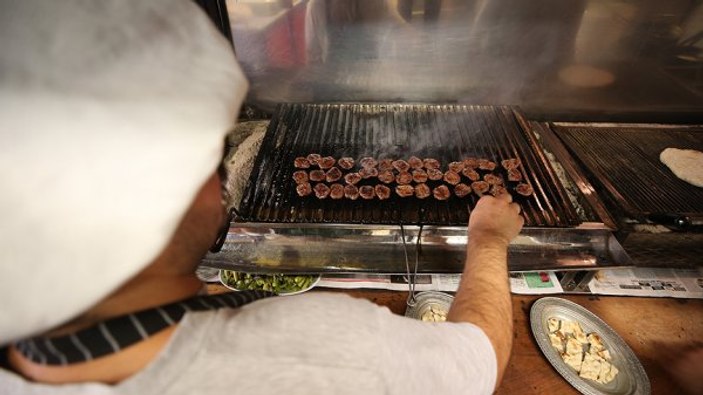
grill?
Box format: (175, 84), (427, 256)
(239, 103), (581, 227)
(554, 125), (703, 220)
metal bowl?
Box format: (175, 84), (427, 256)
(405, 291), (454, 321)
(219, 270), (320, 296)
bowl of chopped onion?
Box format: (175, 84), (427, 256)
(405, 291), (454, 322)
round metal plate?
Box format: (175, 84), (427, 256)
(530, 297), (650, 395)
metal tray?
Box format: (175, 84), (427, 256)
(530, 297), (650, 395)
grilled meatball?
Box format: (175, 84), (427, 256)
(378, 170), (395, 184)
(313, 183), (330, 199)
(427, 168), (443, 181)
(309, 169), (326, 182)
(454, 183), (472, 197)
(471, 181), (490, 196)
(318, 156), (336, 169)
(490, 185), (508, 197)
(306, 153), (321, 166)
(344, 172), (362, 185)
(515, 183), (534, 196)
(448, 161), (465, 173)
(396, 171), (413, 185)
(294, 157), (310, 169)
(296, 182), (312, 197)
(478, 159), (496, 171)
(412, 169), (428, 183)
(338, 157), (355, 170)
(378, 159), (394, 172)
(329, 183), (344, 200)
(444, 171), (461, 185)
(501, 158), (521, 170)
(292, 170), (309, 184)
(461, 168), (480, 181)
(507, 169), (522, 182)
(483, 173), (503, 185)
(415, 183), (431, 199)
(423, 158), (441, 170)
(359, 185), (375, 200)
(392, 159), (410, 172)
(344, 184), (360, 200)
(396, 185), (415, 198)
(360, 167), (379, 179)
(463, 157), (479, 169)
(359, 157), (378, 169)
(408, 156), (424, 169)
(375, 185), (391, 200)
(433, 185), (451, 200)
(326, 167), (342, 183)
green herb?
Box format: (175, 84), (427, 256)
(221, 271), (317, 295)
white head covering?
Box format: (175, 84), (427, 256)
(0, 0), (248, 344)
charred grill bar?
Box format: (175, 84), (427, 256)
(204, 103), (632, 273)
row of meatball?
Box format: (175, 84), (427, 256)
(296, 180), (533, 200)
(294, 154), (522, 173)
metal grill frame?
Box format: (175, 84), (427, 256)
(238, 103), (581, 227)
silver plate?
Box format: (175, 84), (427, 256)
(530, 297), (650, 395)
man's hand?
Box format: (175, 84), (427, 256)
(468, 193), (524, 246)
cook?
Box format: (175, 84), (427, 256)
(0, 1), (522, 394)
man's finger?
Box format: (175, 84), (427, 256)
(495, 191), (513, 203)
(510, 202), (521, 214)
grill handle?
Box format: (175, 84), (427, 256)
(647, 213), (703, 231)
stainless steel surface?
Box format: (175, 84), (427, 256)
(226, 0), (703, 120)
(530, 297), (650, 395)
(622, 233), (703, 268)
(202, 223), (632, 273)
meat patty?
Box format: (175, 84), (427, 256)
(412, 169), (428, 183)
(344, 172), (362, 185)
(423, 158), (441, 170)
(329, 183), (344, 199)
(507, 169), (522, 182)
(515, 183), (534, 196)
(296, 182), (312, 197)
(326, 167), (342, 183)
(471, 181), (490, 196)
(318, 156), (336, 169)
(344, 184), (359, 200)
(461, 168), (480, 181)
(378, 170), (395, 184)
(294, 157), (310, 169)
(463, 158), (479, 169)
(415, 183), (431, 199)
(392, 159), (410, 173)
(309, 169), (326, 182)
(501, 158), (521, 170)
(306, 153), (321, 166)
(359, 157), (378, 169)
(454, 183), (472, 197)
(408, 156), (424, 169)
(378, 159), (394, 172)
(478, 159), (496, 171)
(375, 185), (391, 200)
(427, 168), (443, 181)
(359, 167), (379, 179)
(443, 171), (461, 185)
(313, 183), (330, 199)
(396, 171), (413, 185)
(483, 173), (503, 185)
(448, 161), (465, 173)
(395, 184), (415, 197)
(338, 157), (355, 170)
(292, 170), (309, 184)
(359, 185), (375, 200)
(433, 185), (451, 200)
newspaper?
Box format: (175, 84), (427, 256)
(318, 271), (563, 294)
(587, 267), (703, 299)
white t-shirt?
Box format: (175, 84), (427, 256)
(1, 293), (497, 394)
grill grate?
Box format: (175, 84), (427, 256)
(239, 103), (581, 226)
(555, 125), (703, 220)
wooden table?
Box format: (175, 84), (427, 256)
(206, 284), (703, 394)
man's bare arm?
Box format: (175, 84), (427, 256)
(447, 193), (524, 389)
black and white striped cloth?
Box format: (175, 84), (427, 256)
(14, 290), (273, 365)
